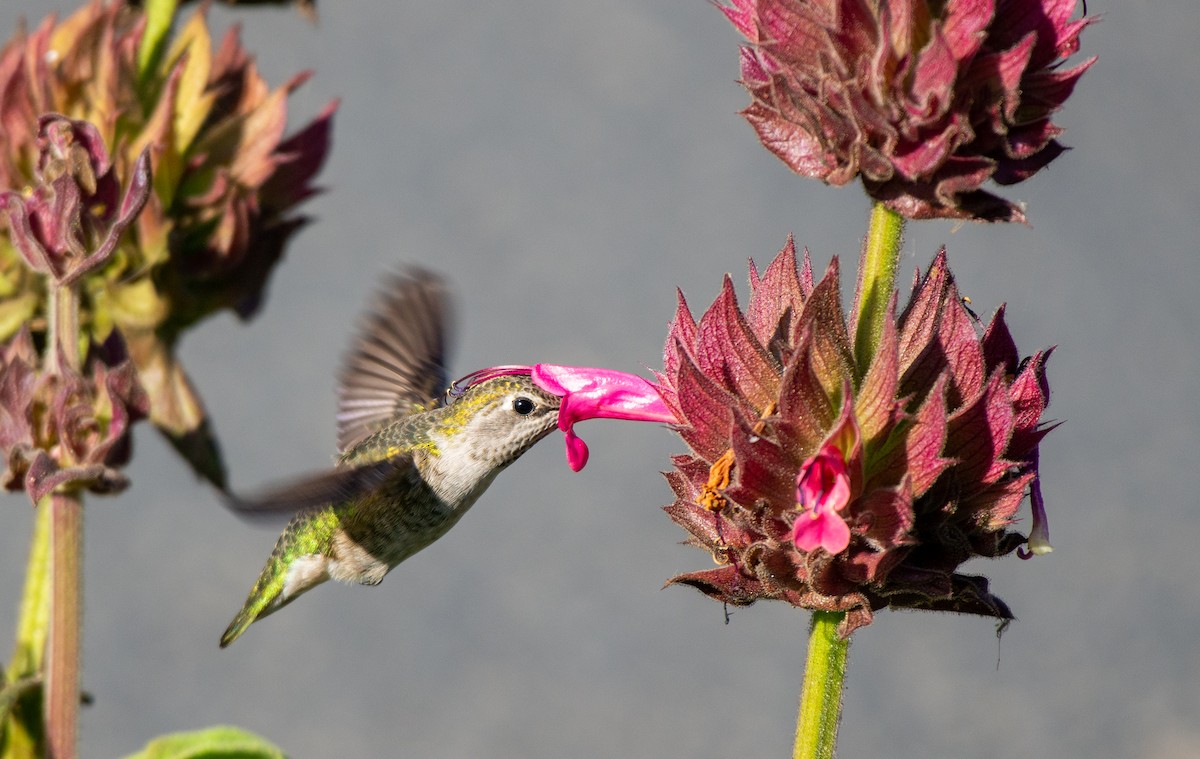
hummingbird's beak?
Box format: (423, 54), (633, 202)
(531, 364), (677, 471)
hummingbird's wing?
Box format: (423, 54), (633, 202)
(224, 458), (414, 516)
(335, 268), (454, 453)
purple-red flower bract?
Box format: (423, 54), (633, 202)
(723, 0), (1095, 222)
(658, 237), (1055, 635)
(0, 114), (152, 503)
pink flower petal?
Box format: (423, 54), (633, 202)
(791, 509), (852, 554)
(562, 428), (590, 472)
(532, 364), (675, 422)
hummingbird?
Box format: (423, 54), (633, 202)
(219, 269), (562, 647)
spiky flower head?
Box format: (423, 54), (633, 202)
(658, 238), (1054, 635)
(723, 0), (1095, 222)
(0, 1), (335, 485)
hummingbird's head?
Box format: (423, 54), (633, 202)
(436, 373), (561, 469)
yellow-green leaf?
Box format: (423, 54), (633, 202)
(121, 725), (287, 759)
(138, 0), (179, 81)
(164, 10), (216, 154)
(106, 277), (169, 331)
(0, 292), (38, 343)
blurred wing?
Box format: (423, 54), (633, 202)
(224, 458), (413, 519)
(336, 268), (454, 452)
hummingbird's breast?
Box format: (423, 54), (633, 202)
(327, 447), (495, 583)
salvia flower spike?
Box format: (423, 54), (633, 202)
(0, 2), (336, 487)
(723, 0), (1096, 222)
(659, 238), (1055, 635)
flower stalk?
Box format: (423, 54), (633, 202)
(0, 2), (331, 755)
(46, 281), (81, 376)
(45, 492), (82, 759)
(662, 1), (1082, 756)
(853, 204), (904, 376)
(794, 611), (849, 759)
(45, 278), (84, 759)
(660, 227), (1056, 755)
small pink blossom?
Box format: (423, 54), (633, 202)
(791, 445), (852, 554)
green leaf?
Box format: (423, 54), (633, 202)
(122, 725), (287, 759)
(137, 0), (180, 83)
(0, 676), (42, 726)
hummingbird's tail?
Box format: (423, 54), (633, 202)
(220, 546), (332, 648)
(220, 600), (265, 649)
(221, 555), (283, 648)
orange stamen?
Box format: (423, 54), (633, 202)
(699, 449), (735, 512)
(697, 401), (778, 512)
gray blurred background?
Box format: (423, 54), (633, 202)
(1, 2), (1196, 757)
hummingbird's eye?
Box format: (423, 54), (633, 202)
(512, 397), (536, 416)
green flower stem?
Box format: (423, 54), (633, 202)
(793, 611), (850, 759)
(44, 281), (83, 759)
(853, 203), (905, 376)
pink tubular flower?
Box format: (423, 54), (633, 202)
(723, 0), (1095, 222)
(791, 445), (851, 553)
(532, 364), (677, 471)
(452, 364), (676, 471)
